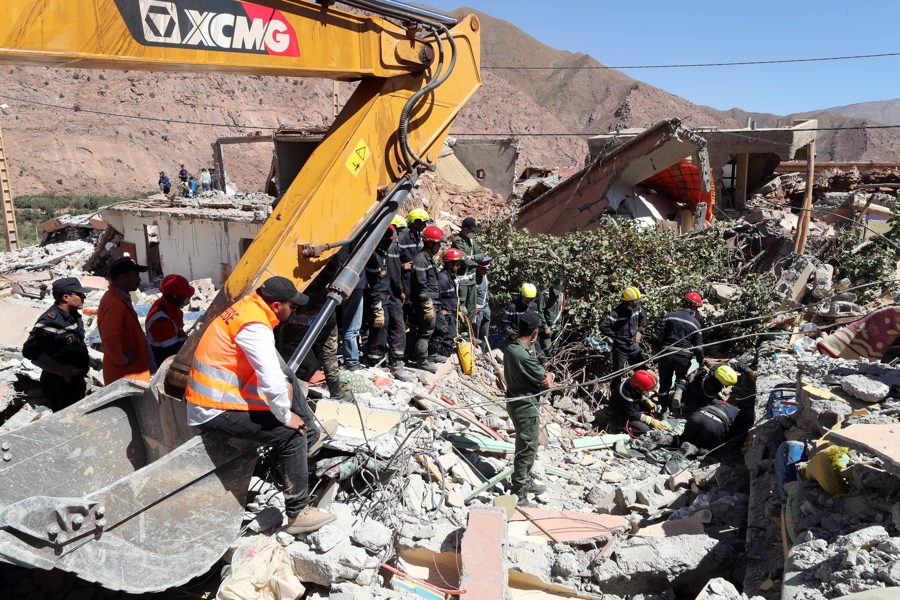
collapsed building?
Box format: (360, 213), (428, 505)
(1, 121), (900, 600)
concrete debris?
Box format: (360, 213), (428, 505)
(841, 374), (891, 403)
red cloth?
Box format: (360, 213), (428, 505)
(817, 307), (900, 360)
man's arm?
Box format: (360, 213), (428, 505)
(234, 324), (292, 424)
(598, 309), (617, 339)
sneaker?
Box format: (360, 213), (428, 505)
(414, 361), (439, 374)
(285, 506), (337, 534)
(671, 388), (684, 411)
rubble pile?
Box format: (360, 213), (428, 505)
(760, 167), (900, 206)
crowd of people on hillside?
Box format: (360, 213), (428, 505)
(21, 206), (754, 522)
(158, 163), (216, 198)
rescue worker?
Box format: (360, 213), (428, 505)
(146, 274), (195, 367)
(363, 225), (415, 381)
(503, 311), (551, 504)
(98, 256), (153, 384)
(451, 216), (484, 323)
(608, 369), (669, 436)
(682, 364), (740, 416)
(22, 277), (91, 411)
(185, 276), (335, 534)
(409, 225), (444, 373)
(391, 214), (408, 234)
(500, 283), (539, 349)
(536, 276), (566, 355)
(599, 286), (648, 378)
(651, 291), (704, 412)
(435, 248), (464, 358)
(398, 208), (429, 309)
(474, 256), (492, 353)
(680, 402), (747, 450)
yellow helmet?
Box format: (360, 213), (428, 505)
(391, 215), (408, 229)
(520, 283), (537, 298)
(407, 208), (429, 223)
(622, 286), (642, 302)
(715, 365), (739, 386)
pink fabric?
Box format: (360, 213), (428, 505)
(817, 306), (900, 360)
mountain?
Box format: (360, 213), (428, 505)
(823, 99), (900, 127)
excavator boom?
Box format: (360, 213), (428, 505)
(0, 0), (480, 592)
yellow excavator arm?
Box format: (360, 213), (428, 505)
(0, 0), (480, 592)
(2, 0), (481, 385)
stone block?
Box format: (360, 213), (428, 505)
(289, 540), (373, 586)
(460, 509), (507, 600)
(833, 526), (890, 552)
(841, 375), (890, 403)
(308, 524), (346, 553)
(667, 471), (692, 492)
(351, 519), (393, 552)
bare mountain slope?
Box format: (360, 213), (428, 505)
(824, 99), (900, 127)
(448, 7), (742, 134)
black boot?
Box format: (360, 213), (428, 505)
(326, 378), (352, 402)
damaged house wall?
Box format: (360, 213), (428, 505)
(102, 203), (267, 287)
(449, 138), (520, 200)
(515, 119), (708, 235)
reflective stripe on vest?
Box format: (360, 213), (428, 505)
(185, 294), (279, 412)
(146, 310), (180, 347)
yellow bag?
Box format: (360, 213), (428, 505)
(456, 339), (474, 375)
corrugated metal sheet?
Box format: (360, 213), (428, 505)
(435, 154), (482, 192)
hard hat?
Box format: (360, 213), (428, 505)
(630, 370), (657, 392)
(520, 283), (537, 298)
(443, 248), (463, 262)
(159, 274), (195, 299)
(684, 291), (703, 307)
(714, 365), (739, 386)
(422, 225), (444, 242)
(622, 286), (642, 302)
(392, 215), (408, 229)
(385, 225), (398, 240)
(408, 208), (429, 223)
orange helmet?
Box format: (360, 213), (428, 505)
(159, 274), (195, 298)
(630, 370), (657, 392)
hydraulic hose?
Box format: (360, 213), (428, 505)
(286, 173), (419, 372)
(338, 0), (457, 27)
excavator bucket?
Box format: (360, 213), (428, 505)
(0, 374), (259, 593)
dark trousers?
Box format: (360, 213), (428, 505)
(410, 303), (436, 363)
(198, 384), (319, 518)
(506, 403), (540, 491)
(40, 371), (86, 412)
(429, 310), (451, 357)
(657, 353), (692, 407)
(151, 341), (184, 372)
(681, 411), (728, 449)
(364, 296), (406, 363)
(458, 283), (477, 326)
(611, 346), (645, 386)
(474, 309), (490, 352)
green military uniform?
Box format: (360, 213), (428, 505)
(451, 235), (483, 330)
(536, 288), (565, 354)
(503, 337), (545, 491)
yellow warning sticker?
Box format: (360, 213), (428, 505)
(345, 139), (371, 177)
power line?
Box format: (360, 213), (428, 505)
(484, 51), (900, 70)
(2, 91), (899, 139)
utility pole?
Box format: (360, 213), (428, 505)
(0, 125), (20, 251)
(793, 140), (816, 255)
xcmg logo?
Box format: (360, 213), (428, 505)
(115, 0), (300, 56)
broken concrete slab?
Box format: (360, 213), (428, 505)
(828, 424), (900, 476)
(640, 513), (706, 538)
(509, 507), (633, 543)
(841, 375), (890, 403)
(460, 509), (507, 600)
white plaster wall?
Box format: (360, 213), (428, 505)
(102, 211), (262, 286)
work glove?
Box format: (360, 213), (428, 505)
(422, 298), (435, 322)
(372, 301), (385, 328)
(642, 416), (667, 432)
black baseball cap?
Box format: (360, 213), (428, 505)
(109, 257), (149, 278)
(461, 217), (482, 234)
(52, 277), (91, 295)
(552, 276), (567, 293)
(257, 276), (309, 306)
(518, 311), (541, 335)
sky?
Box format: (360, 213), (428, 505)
(423, 0), (900, 117)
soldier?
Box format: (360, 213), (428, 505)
(23, 278), (91, 411)
(474, 256), (492, 352)
(451, 216), (484, 323)
(536, 276), (566, 355)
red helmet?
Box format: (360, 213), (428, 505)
(159, 274), (195, 298)
(443, 248), (463, 262)
(630, 370), (657, 392)
(422, 225), (444, 243)
(684, 291), (703, 308)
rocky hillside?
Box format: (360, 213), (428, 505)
(823, 98), (900, 127)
